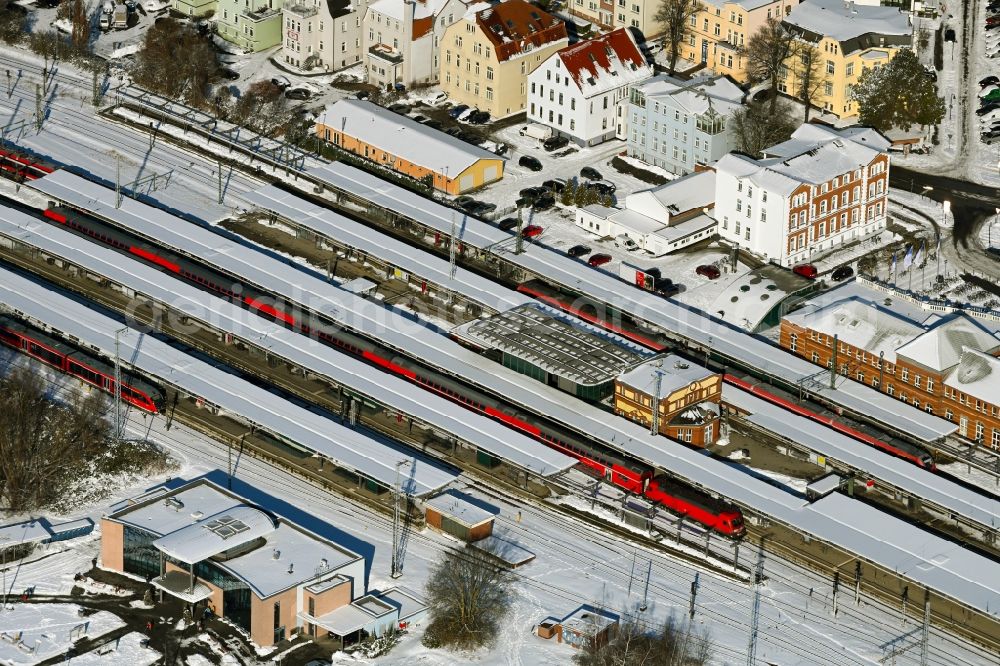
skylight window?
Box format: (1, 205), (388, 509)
(205, 515), (251, 540)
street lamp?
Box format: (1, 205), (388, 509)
(921, 185), (933, 199)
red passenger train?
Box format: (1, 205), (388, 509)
(723, 375), (936, 470)
(0, 316), (164, 413)
(36, 204), (747, 537)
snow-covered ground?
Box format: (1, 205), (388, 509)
(0, 604), (124, 664)
(65, 631), (161, 666)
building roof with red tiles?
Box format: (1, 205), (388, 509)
(474, 0), (567, 63)
(556, 28), (651, 96)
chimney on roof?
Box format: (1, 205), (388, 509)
(272, 548), (281, 560)
(288, 563), (294, 574)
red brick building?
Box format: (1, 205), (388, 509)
(780, 298), (1000, 446)
(614, 355), (722, 447)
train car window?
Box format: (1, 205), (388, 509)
(67, 359), (105, 387)
(27, 342), (63, 367)
(0, 328), (19, 346)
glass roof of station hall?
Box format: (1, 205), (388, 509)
(457, 304), (654, 386)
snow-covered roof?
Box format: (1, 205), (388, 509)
(368, 0), (450, 21)
(896, 314), (1000, 372)
(316, 99), (502, 178)
(710, 270), (786, 332)
(720, 123), (886, 193)
(473, 0), (567, 64)
(0, 520), (52, 547)
(553, 28), (651, 98)
(153, 505), (277, 564)
(617, 355), (715, 400)
(424, 489), (497, 527)
(763, 123), (890, 158)
(111, 480), (363, 598)
(610, 208), (667, 235)
(784, 296), (924, 364)
(784, 0), (911, 43)
(633, 74), (744, 117)
(945, 349), (1000, 407)
(702, 0), (780, 10)
(625, 170), (716, 220)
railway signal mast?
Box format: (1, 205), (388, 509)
(114, 327), (127, 443)
(391, 459), (411, 578)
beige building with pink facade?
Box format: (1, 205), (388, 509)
(101, 479), (425, 649)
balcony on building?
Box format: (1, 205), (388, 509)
(368, 43), (404, 65)
(245, 5), (282, 22)
(287, 2), (318, 18)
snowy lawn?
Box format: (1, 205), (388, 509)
(0, 604), (124, 664)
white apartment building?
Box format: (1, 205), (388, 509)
(281, 0), (370, 73)
(363, 0), (466, 89)
(714, 123), (891, 267)
(526, 28), (652, 146)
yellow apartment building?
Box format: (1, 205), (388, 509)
(679, 0), (798, 82)
(439, 0), (568, 119)
(781, 0), (911, 117)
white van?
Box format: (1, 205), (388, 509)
(615, 235), (640, 251)
(519, 123), (552, 140)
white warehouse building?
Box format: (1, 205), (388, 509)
(526, 28), (652, 147)
(575, 170), (718, 256)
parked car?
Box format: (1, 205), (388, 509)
(424, 120), (443, 130)
(412, 114), (428, 123)
(468, 110), (491, 124)
(542, 178), (567, 192)
(454, 195), (475, 208)
(519, 186), (544, 200)
(521, 224), (544, 238)
(498, 218), (519, 231)
(543, 135), (569, 151)
(589, 180), (617, 197)
(792, 263), (818, 279)
(580, 166), (602, 181)
(427, 92), (448, 105)
(271, 75), (291, 89)
(448, 104), (469, 119)
(532, 194), (555, 210)
(567, 244), (591, 258)
(519, 155), (543, 171)
(587, 253), (612, 267)
(696, 264), (721, 279)
(471, 201), (497, 215)
(614, 234), (640, 251)
(444, 127), (463, 137)
(986, 246), (1000, 260)
(388, 103), (411, 114)
(354, 90), (370, 100)
(977, 103), (1000, 116)
(458, 107), (475, 122)
(285, 88), (311, 100)
(982, 132), (1000, 145)
(831, 265), (854, 282)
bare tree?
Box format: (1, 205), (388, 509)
(653, 0), (701, 75)
(794, 43), (826, 122)
(133, 18), (217, 107)
(743, 18), (797, 114)
(575, 610), (712, 666)
(229, 80), (293, 136)
(70, 0), (90, 53)
(0, 369), (109, 512)
(423, 547), (513, 651)
(730, 99), (797, 157)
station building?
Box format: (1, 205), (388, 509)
(780, 291), (1000, 446)
(452, 303), (654, 401)
(613, 355), (722, 447)
(100, 479), (426, 648)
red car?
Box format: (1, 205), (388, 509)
(521, 224), (543, 238)
(792, 264), (818, 279)
(587, 253), (612, 267)
(696, 264), (720, 279)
